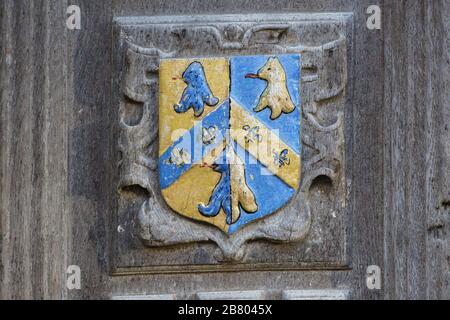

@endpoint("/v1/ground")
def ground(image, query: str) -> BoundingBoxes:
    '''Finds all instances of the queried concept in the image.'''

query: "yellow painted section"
[228,145,259,224]
[161,139,229,233]
[161,164,229,233]
[230,98,301,190]
[159,58,230,156]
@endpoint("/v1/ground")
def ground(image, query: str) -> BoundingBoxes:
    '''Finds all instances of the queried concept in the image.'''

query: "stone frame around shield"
[112,12,353,274]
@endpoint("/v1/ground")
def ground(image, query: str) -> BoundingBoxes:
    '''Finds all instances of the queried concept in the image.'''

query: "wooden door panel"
[1,0,448,300]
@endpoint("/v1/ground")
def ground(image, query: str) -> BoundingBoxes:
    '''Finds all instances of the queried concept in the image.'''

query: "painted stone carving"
[115,13,351,266]
[245,56,296,120]
[159,55,301,233]
[173,61,219,117]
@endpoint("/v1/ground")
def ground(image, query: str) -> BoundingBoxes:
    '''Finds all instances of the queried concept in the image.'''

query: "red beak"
[245,73,259,79]
[200,162,216,169]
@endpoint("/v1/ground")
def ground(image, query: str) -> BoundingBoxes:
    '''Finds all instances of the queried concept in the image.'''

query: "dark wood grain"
[0,0,70,299]
[383,0,449,299]
[0,0,448,299]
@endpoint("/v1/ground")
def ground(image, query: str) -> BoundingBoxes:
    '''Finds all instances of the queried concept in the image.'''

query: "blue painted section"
[159,100,229,189]
[230,55,302,155]
[197,151,233,224]
[228,141,295,234]
[173,61,220,117]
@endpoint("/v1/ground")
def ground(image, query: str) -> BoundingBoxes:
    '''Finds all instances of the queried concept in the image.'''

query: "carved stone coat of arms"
[113,13,351,269]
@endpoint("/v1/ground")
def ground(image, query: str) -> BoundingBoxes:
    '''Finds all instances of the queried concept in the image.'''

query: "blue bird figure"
[198,162,232,223]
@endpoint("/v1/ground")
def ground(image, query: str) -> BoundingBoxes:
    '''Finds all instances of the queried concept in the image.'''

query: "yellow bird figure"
[245,57,296,120]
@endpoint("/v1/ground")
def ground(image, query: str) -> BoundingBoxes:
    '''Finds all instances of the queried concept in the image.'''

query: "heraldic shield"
[159,55,301,234]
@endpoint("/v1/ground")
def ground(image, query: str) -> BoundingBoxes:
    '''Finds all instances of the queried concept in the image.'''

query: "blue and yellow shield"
[159,55,301,234]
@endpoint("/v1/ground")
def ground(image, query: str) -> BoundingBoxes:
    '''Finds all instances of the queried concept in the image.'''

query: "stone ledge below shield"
[282,289,350,300]
[111,293,177,300]
[110,289,350,300]
[196,290,267,300]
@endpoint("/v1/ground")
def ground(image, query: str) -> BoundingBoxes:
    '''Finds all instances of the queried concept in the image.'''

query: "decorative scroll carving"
[115,14,350,262]
[170,24,290,49]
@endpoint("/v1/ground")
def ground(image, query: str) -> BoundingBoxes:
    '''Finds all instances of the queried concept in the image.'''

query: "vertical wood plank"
[425,0,450,300]
[383,0,449,299]
[0,0,69,299]
[0,0,14,299]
